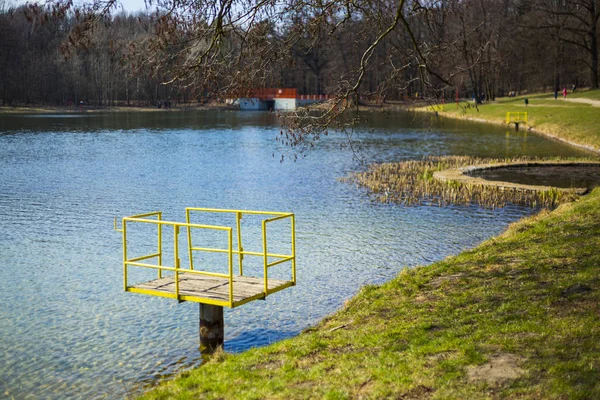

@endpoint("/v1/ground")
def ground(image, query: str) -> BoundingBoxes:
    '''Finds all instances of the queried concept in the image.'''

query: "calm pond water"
[0,110,594,399]
[469,165,600,189]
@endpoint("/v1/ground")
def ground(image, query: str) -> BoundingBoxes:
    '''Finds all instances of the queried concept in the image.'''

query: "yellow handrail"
[262,219,269,294]
[506,112,528,124]
[261,213,296,294]
[236,212,243,276]
[185,207,291,216]
[119,208,296,307]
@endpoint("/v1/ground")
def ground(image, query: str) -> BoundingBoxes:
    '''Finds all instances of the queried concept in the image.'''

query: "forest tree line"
[0,0,599,107]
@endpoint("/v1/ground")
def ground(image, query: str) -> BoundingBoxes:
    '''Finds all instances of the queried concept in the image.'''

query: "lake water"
[469,164,600,189]
[0,110,594,399]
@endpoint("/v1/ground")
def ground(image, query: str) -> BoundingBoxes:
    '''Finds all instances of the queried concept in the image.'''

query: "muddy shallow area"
[467,164,600,190]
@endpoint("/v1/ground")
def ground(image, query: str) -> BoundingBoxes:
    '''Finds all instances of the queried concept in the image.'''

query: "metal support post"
[199,304,224,351]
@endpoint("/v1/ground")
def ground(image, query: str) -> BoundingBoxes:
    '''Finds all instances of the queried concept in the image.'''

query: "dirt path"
[564,97,600,107]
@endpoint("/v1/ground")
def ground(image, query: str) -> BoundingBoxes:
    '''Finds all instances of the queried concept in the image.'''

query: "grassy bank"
[0,105,178,114]
[0,103,235,114]
[427,89,600,153]
[142,188,600,399]
[137,93,600,399]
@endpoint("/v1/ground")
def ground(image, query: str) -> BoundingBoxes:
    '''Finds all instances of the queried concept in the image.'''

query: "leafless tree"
[529,0,600,88]
[1,0,597,147]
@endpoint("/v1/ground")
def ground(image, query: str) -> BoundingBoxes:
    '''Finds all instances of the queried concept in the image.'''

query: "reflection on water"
[469,164,600,189]
[0,110,594,399]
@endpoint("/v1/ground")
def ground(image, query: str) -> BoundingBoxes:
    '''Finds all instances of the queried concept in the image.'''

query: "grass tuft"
[343,156,589,209]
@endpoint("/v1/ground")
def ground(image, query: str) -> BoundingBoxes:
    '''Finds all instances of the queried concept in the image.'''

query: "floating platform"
[129,273,294,308]
[115,208,296,308]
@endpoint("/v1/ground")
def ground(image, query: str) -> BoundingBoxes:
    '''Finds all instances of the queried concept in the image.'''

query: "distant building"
[238,89,329,111]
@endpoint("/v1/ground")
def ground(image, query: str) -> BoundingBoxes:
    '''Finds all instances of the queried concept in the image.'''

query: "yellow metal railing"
[185,208,296,297]
[506,112,528,125]
[115,208,296,308]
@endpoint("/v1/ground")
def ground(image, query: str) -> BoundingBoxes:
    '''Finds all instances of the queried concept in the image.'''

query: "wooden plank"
[129,273,292,305]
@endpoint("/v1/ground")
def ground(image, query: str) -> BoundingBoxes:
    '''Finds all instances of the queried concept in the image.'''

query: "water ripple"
[0,111,592,399]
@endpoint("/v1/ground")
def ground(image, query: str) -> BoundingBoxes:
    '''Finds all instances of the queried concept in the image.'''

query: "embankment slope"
[140,92,600,398]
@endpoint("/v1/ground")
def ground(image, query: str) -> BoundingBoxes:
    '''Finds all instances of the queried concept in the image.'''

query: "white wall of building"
[238,97,298,110]
[273,98,297,110]
[239,98,267,110]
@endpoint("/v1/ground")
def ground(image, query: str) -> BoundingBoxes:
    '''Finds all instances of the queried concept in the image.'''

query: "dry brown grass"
[343,156,585,208]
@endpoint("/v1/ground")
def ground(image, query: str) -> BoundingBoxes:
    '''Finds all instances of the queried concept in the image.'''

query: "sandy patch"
[467,353,526,384]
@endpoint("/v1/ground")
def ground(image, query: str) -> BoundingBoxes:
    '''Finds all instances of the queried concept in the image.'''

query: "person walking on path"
[554,88,558,99]
[563,87,568,99]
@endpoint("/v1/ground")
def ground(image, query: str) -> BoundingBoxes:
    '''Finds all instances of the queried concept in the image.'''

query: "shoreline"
[412,103,600,155]
[0,103,238,114]
[138,99,600,398]
[141,187,600,399]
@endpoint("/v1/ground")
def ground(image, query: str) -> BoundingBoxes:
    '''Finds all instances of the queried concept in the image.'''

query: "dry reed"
[342,156,586,209]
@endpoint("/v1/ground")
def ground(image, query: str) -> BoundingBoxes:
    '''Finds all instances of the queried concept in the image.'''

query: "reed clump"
[343,156,584,209]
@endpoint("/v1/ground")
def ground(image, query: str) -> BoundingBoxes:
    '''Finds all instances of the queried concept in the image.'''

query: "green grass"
[570,88,600,100]
[492,88,600,101]
[140,187,600,399]
[429,92,600,152]
[137,93,600,399]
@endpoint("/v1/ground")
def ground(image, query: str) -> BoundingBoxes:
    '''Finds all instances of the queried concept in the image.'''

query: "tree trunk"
[590,27,599,88]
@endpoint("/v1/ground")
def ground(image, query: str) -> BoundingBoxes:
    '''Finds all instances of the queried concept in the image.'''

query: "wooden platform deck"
[128,273,292,307]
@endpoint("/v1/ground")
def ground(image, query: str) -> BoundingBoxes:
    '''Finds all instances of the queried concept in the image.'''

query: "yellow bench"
[506,112,528,131]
